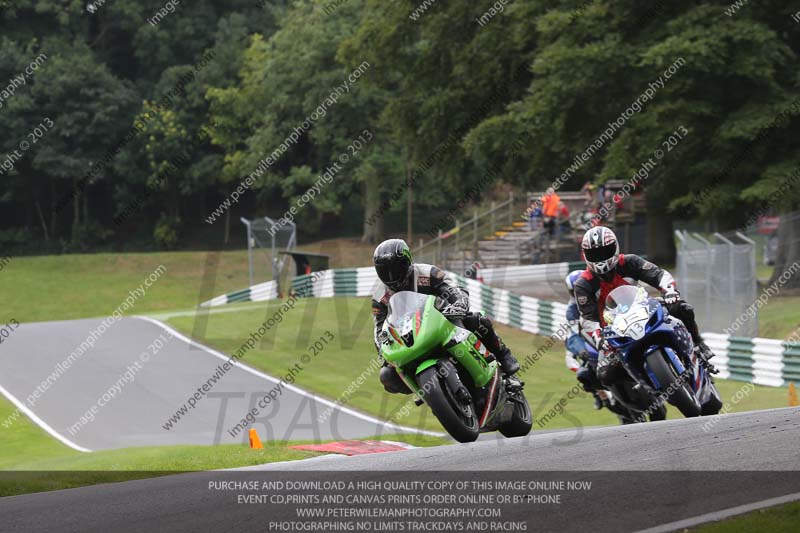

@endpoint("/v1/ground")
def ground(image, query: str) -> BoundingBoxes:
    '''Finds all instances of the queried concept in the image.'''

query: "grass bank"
[163,298,792,434]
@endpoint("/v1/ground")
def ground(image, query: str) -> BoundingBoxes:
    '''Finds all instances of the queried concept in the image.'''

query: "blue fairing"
[605,297,698,392]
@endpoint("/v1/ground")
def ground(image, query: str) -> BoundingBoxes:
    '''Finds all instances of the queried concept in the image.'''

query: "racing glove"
[440,299,468,317]
[663,287,681,305]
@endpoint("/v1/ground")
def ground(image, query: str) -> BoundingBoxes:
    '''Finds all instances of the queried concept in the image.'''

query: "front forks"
[438,359,472,404]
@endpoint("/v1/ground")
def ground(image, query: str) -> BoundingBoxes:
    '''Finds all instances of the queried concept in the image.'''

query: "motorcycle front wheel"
[418,366,480,443]
[646,350,701,418]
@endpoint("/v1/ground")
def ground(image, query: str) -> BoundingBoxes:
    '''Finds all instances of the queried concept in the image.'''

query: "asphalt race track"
[0,317,427,450]
[1,408,798,532]
[241,406,800,472]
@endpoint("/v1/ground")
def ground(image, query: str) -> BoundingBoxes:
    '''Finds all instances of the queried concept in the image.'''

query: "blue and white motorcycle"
[567,330,666,424]
[602,285,722,418]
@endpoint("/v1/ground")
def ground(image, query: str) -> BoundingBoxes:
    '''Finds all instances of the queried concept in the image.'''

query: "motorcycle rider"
[564,270,604,409]
[574,226,715,390]
[372,239,520,394]
[567,268,664,423]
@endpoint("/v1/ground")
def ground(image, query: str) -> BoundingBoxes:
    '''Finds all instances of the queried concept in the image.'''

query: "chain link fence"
[675,230,758,337]
[241,216,297,290]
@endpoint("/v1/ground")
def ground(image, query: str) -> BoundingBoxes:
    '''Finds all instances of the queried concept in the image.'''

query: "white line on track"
[634,491,800,533]
[0,382,92,453]
[147,301,282,320]
[134,316,445,438]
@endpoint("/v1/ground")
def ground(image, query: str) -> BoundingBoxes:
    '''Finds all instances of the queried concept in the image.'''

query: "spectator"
[557,200,570,220]
[603,188,615,223]
[613,191,625,213]
[528,200,543,231]
[556,201,571,238]
[541,190,561,236]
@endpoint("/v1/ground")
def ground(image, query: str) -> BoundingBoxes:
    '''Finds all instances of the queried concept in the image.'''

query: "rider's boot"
[683,315,717,370]
[694,341,719,374]
[495,346,520,375]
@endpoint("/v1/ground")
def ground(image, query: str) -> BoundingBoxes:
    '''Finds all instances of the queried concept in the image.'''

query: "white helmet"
[564,270,583,295]
[581,226,619,275]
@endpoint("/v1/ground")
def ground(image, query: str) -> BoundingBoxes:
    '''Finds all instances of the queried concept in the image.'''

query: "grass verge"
[694,500,800,532]
[0,239,375,324]
[3,248,798,338]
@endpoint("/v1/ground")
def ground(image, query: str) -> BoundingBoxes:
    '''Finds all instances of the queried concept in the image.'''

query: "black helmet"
[373,239,413,291]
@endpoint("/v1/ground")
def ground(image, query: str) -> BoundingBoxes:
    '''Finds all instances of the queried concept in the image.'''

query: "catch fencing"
[675,230,758,337]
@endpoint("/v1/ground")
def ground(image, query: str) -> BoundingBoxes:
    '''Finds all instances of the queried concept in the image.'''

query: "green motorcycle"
[380,291,532,443]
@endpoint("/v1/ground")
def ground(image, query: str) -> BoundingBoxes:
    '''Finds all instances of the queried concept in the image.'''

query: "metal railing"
[414,192,527,271]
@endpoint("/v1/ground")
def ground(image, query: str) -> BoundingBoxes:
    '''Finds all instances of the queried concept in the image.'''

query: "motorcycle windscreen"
[386,291,428,345]
[604,285,647,319]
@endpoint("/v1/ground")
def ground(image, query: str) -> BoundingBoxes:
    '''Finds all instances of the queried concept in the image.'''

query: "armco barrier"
[210,268,800,388]
[703,333,796,387]
[200,280,278,307]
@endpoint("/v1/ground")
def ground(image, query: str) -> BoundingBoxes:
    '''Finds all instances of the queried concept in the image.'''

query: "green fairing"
[381,295,496,389]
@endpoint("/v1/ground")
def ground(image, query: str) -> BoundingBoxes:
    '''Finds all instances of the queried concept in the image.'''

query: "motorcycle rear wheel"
[419,366,480,443]
[646,350,701,417]
[648,403,667,421]
[499,390,533,438]
[701,383,723,416]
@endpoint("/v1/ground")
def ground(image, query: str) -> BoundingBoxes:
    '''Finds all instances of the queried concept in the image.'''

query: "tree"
[208,0,398,242]
[460,1,798,264]
[344,0,538,239]
[30,40,138,248]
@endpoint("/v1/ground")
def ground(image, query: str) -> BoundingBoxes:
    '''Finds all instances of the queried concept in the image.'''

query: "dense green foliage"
[1,0,798,259]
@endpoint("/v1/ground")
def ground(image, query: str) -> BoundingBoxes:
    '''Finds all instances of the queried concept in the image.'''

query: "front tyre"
[418,366,479,443]
[646,349,701,418]
[499,390,533,438]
